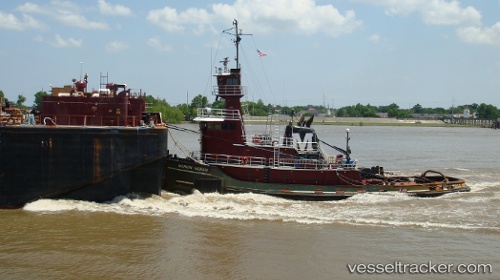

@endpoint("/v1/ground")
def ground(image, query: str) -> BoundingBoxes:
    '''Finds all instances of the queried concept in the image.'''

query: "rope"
[336,169,365,186]
[168,128,205,165]
[203,31,225,98]
[168,124,311,161]
[251,36,275,105]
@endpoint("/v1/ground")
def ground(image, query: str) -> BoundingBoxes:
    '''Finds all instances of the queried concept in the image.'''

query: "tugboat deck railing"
[213,85,247,96]
[195,108,242,121]
[250,135,322,156]
[39,114,141,126]
[200,152,356,170]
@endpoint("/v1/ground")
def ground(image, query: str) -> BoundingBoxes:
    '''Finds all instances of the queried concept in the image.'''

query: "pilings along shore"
[443,117,500,129]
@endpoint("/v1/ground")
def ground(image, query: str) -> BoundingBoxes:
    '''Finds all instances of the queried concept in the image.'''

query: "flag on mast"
[257,49,266,57]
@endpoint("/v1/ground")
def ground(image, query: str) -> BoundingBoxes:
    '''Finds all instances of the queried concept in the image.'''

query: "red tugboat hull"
[165,157,469,200]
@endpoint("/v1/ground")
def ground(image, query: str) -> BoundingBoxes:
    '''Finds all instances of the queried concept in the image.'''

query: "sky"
[1,0,500,109]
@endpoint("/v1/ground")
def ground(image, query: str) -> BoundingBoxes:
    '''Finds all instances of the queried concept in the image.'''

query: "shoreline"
[179,116,494,128]
[243,116,447,127]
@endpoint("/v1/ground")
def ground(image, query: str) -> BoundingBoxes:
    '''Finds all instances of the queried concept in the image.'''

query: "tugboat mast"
[234,19,241,69]
[224,19,251,69]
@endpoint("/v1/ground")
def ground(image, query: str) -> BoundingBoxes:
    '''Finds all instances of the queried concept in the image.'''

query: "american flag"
[257,49,266,57]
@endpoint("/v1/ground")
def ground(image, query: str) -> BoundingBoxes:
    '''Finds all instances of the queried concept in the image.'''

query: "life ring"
[242,157,249,164]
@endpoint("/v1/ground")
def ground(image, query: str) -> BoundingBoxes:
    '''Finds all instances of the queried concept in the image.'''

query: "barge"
[0,74,168,208]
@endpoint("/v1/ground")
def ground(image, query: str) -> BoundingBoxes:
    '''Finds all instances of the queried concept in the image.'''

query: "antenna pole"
[223,19,251,69]
[233,19,241,69]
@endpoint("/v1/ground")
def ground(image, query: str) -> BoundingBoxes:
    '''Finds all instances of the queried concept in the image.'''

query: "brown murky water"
[1,126,498,279]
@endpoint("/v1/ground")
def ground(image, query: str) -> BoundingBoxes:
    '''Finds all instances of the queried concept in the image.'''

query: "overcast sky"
[1,0,500,109]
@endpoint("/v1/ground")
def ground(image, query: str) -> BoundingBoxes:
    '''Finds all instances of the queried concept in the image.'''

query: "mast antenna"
[223,19,252,69]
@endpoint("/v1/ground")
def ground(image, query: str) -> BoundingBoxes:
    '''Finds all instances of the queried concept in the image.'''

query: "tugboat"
[0,73,168,208]
[164,20,469,200]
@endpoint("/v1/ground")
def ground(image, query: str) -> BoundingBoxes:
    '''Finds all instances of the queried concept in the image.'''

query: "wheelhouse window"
[226,78,239,85]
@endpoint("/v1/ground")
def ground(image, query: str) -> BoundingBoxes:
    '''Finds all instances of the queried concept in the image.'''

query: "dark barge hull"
[0,125,168,208]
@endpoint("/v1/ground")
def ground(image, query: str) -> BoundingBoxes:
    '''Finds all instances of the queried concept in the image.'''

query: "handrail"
[196,108,242,121]
[201,152,356,170]
[212,85,247,96]
[253,135,320,154]
[40,114,138,126]
[202,153,267,166]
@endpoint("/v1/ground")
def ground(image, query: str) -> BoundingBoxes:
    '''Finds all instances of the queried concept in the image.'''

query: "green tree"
[242,100,268,116]
[433,107,447,115]
[16,94,26,108]
[412,104,423,114]
[190,94,209,109]
[176,103,191,120]
[254,100,269,116]
[388,108,411,118]
[145,95,184,123]
[211,99,225,110]
[335,103,378,117]
[378,103,399,113]
[335,107,346,117]
[33,91,49,111]
[476,103,500,119]
[190,94,209,117]
[163,106,184,123]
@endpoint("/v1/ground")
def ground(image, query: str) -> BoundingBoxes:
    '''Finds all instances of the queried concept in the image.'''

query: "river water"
[1,124,498,279]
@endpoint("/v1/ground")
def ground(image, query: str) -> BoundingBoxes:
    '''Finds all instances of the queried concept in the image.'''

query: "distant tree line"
[1,89,499,123]
[333,102,500,119]
[166,95,500,123]
[0,90,32,111]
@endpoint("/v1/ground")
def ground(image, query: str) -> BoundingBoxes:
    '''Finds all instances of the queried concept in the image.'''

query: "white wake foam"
[23,189,499,232]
